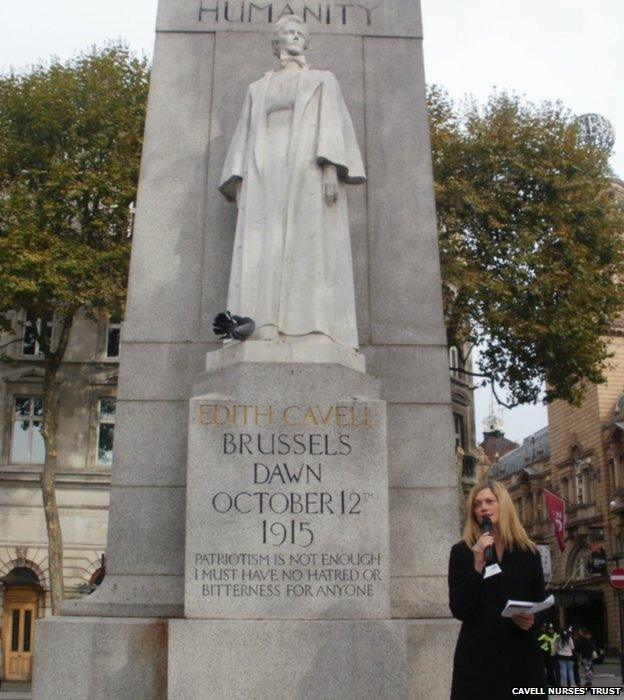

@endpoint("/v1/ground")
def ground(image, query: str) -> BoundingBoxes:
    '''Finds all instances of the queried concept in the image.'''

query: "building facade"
[491,334,624,654]
[0,312,116,682]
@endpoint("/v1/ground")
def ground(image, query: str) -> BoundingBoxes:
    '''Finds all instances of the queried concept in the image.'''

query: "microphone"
[482,516,494,564]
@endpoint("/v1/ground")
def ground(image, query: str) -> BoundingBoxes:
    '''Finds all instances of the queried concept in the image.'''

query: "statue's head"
[271,15,310,58]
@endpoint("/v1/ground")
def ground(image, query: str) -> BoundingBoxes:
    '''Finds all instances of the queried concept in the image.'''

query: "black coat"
[448,541,547,699]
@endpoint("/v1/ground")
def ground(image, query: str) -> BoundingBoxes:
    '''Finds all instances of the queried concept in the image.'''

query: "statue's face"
[275,22,308,55]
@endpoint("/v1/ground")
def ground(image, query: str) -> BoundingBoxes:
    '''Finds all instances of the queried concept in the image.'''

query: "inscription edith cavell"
[185,399,390,619]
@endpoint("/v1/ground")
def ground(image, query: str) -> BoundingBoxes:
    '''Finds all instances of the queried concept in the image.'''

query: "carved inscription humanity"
[157,0,421,38]
[185,400,390,618]
[198,1,379,26]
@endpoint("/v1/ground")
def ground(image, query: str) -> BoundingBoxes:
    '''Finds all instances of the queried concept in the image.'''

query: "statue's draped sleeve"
[219,86,253,202]
[316,72,366,185]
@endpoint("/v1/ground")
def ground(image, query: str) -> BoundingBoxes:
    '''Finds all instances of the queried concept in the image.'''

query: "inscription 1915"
[198,0,379,26]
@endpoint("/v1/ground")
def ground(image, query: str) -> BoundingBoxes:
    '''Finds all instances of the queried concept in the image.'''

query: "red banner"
[543,488,566,552]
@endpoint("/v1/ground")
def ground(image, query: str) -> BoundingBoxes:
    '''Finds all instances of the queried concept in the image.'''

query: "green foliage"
[0,44,150,340]
[429,86,624,406]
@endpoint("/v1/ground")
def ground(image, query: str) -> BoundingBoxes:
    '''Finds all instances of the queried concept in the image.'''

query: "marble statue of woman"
[219,15,366,350]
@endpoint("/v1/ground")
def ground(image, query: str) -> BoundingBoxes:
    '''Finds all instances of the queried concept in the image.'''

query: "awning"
[1,567,41,587]
[553,588,604,606]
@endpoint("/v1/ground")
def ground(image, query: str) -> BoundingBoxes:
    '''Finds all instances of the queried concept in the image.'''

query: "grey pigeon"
[212,311,256,341]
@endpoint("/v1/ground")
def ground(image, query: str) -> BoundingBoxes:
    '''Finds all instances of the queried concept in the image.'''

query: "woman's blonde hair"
[463,479,537,552]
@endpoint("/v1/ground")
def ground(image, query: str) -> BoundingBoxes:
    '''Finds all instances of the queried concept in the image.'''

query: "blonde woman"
[448,480,547,699]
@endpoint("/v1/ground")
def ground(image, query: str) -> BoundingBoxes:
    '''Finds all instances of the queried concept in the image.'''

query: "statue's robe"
[219,67,366,349]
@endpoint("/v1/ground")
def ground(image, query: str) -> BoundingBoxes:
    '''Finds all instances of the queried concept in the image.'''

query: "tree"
[0,45,149,614]
[428,87,624,407]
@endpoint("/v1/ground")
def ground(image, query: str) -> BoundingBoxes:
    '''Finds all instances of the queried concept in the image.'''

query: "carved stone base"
[206,335,366,374]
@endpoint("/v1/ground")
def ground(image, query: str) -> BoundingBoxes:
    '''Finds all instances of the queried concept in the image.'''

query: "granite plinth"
[32,617,167,700]
[407,619,460,699]
[168,619,407,699]
[61,573,183,619]
[34,615,456,699]
[206,336,366,373]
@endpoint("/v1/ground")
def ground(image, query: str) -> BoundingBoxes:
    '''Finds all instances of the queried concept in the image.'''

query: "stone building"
[480,412,519,465]
[490,345,624,652]
[0,312,116,682]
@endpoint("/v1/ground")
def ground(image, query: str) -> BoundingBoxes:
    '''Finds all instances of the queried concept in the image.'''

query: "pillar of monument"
[34,1,460,697]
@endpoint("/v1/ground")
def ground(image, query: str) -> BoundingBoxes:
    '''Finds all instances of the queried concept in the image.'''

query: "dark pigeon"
[212,311,256,341]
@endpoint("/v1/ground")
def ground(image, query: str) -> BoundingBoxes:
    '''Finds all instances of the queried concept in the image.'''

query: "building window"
[583,470,593,504]
[561,478,569,503]
[525,495,533,522]
[575,470,585,504]
[453,413,467,450]
[610,458,617,489]
[449,346,460,379]
[22,315,53,357]
[106,317,121,358]
[97,399,116,466]
[570,548,592,581]
[10,396,45,464]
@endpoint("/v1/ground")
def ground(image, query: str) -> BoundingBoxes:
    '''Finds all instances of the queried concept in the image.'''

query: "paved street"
[0,682,30,700]
[593,658,624,685]
[546,658,623,697]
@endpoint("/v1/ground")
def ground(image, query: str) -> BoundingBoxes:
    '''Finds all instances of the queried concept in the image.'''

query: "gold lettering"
[254,405,274,426]
[319,405,335,426]
[215,404,232,426]
[283,405,302,426]
[198,403,215,425]
[303,406,319,426]
[363,406,372,426]
[349,405,360,427]
[335,405,349,427]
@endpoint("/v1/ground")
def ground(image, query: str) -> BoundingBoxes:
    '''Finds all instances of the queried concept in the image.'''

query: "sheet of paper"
[501,594,555,618]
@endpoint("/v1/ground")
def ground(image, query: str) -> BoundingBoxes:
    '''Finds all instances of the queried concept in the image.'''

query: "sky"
[1,0,622,444]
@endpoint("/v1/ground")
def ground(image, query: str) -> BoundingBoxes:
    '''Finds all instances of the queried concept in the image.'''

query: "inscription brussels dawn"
[185,399,390,619]
[156,0,421,37]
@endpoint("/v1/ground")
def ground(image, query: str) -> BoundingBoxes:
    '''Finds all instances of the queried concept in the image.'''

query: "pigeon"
[212,311,256,341]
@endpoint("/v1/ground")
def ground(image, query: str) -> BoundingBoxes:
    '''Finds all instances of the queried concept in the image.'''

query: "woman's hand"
[471,533,494,573]
[512,613,534,631]
[322,163,338,205]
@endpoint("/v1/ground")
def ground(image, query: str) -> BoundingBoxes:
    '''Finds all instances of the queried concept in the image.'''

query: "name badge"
[484,563,502,579]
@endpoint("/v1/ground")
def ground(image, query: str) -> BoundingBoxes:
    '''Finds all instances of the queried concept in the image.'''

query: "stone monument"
[33,1,459,697]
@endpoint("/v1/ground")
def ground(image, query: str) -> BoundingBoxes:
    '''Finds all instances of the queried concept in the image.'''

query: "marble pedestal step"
[33,616,458,699]
[206,336,366,374]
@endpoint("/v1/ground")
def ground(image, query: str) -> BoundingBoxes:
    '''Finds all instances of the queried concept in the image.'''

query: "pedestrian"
[575,629,595,688]
[572,627,581,686]
[551,625,561,685]
[555,628,576,687]
[538,623,557,685]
